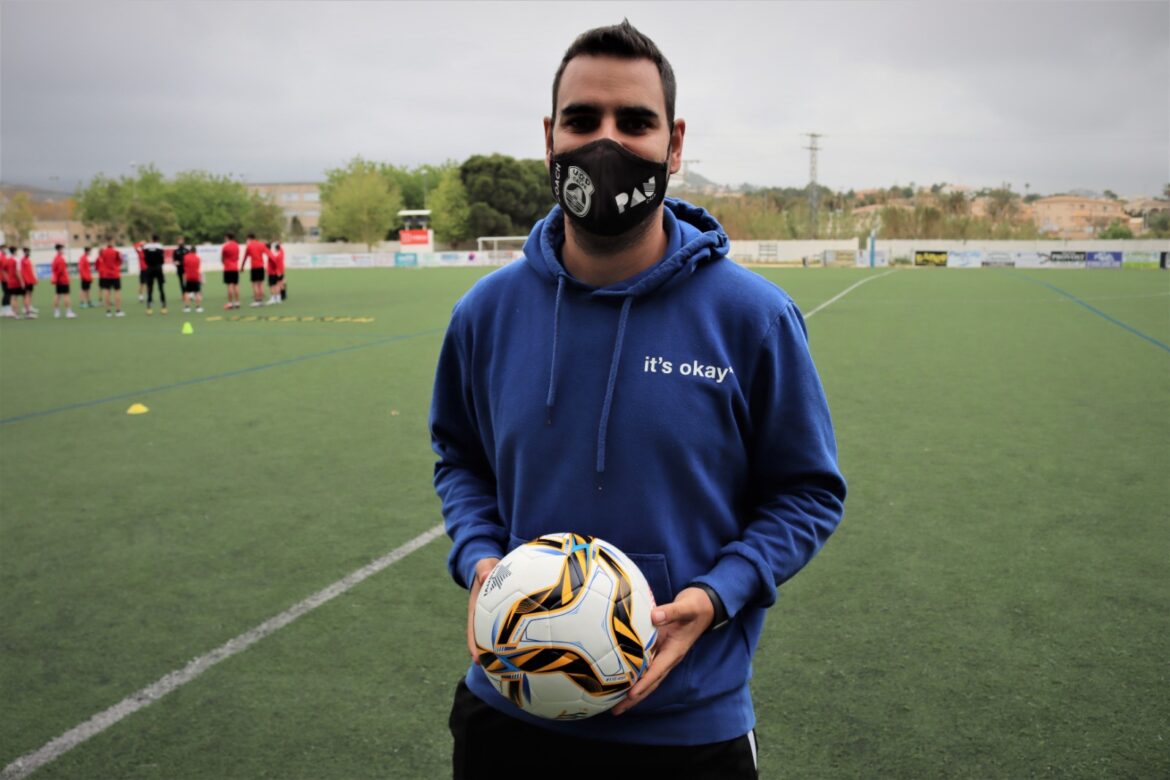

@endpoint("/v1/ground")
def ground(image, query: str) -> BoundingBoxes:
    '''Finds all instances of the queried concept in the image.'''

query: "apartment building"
[1031,195,1127,239]
[245,182,322,239]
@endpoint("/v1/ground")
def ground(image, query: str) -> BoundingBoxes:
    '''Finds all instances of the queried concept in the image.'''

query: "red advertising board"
[399,229,430,245]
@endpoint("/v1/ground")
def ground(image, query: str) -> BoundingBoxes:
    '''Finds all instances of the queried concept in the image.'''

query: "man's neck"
[561,209,668,287]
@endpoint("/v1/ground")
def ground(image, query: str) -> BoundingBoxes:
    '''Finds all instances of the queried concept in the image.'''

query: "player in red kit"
[0,247,12,317]
[182,248,204,313]
[221,232,241,309]
[77,247,95,308]
[50,244,77,319]
[3,247,27,318]
[20,248,39,317]
[241,233,269,307]
[133,240,147,302]
[266,241,285,304]
[98,240,125,317]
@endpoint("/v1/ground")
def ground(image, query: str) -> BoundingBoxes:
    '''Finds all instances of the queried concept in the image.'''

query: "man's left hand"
[611,586,715,716]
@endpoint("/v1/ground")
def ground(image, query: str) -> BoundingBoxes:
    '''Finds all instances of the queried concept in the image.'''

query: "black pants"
[145,266,166,306]
[449,680,758,780]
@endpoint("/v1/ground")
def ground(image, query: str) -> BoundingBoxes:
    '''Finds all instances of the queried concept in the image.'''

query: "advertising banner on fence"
[1012,252,1050,269]
[915,250,947,267]
[394,252,418,267]
[946,250,983,268]
[1049,251,1086,268]
[982,251,1015,268]
[855,250,889,267]
[1085,251,1122,269]
[1123,250,1159,268]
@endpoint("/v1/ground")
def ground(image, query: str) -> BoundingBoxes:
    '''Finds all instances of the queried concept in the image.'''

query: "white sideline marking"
[1,523,447,780]
[803,269,898,319]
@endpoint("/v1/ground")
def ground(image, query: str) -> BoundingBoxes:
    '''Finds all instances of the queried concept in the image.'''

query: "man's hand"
[466,557,501,664]
[611,586,715,716]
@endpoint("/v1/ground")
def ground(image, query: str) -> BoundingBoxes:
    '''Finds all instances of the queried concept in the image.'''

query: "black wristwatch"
[687,582,730,633]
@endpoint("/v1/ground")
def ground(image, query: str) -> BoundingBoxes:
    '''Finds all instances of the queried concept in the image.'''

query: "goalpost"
[476,236,528,263]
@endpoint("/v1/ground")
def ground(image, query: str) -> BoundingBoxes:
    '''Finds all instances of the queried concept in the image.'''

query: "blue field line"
[0,326,445,426]
[1020,275,1170,354]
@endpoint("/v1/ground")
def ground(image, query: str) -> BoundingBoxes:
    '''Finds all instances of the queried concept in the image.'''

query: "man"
[266,241,285,304]
[142,235,167,314]
[0,246,12,317]
[173,236,190,296]
[19,248,38,317]
[133,240,147,302]
[240,233,269,307]
[97,240,125,317]
[431,21,846,780]
[2,246,27,318]
[50,244,77,318]
[221,232,241,310]
[77,246,95,308]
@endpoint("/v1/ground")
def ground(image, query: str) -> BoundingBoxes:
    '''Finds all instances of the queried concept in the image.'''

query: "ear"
[543,116,554,170]
[668,118,686,174]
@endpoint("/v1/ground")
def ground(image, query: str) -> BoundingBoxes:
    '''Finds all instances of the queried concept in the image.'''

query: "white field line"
[803,269,898,319]
[1,523,447,780]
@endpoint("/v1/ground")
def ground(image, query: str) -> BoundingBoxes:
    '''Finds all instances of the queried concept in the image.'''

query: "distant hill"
[0,182,73,203]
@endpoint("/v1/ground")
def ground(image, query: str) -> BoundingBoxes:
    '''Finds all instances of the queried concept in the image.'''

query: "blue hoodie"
[431,198,846,746]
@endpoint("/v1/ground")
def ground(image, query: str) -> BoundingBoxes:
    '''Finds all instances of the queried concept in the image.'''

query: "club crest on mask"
[564,166,595,218]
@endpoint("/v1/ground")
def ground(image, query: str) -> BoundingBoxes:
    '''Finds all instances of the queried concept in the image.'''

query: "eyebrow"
[559,103,661,122]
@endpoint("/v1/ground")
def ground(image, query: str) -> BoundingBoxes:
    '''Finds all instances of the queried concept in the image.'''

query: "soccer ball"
[473,532,658,720]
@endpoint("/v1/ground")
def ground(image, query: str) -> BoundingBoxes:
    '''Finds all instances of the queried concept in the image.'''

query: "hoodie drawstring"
[545,275,566,424]
[596,296,633,475]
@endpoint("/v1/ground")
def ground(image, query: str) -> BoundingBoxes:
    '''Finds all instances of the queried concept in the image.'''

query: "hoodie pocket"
[623,551,699,712]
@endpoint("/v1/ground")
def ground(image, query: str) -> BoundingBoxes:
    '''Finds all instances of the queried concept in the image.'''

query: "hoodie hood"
[521,198,731,480]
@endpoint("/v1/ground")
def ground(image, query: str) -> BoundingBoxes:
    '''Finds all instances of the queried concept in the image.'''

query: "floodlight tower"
[804,133,822,238]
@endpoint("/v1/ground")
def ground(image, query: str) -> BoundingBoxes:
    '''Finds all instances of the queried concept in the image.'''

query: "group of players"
[0,233,287,320]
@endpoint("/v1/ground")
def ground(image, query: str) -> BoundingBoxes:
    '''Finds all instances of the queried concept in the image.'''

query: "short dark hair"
[55,243,64,250]
[551,20,676,126]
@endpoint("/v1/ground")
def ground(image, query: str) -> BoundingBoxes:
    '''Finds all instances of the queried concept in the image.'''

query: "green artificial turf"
[1,266,1166,778]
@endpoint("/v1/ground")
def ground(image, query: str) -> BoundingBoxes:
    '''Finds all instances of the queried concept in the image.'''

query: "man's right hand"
[467,557,501,664]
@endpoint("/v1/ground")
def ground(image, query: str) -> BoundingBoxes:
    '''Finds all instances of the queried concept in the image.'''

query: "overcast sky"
[2,1,1167,197]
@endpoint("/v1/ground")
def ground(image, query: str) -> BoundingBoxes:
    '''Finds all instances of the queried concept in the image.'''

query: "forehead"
[556,54,665,115]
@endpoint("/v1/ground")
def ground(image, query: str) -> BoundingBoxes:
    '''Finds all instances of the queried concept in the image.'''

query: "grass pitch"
[1,266,1167,779]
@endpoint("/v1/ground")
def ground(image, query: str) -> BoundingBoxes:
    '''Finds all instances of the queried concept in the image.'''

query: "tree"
[1145,210,1170,238]
[288,215,306,242]
[242,195,285,241]
[76,174,132,241]
[319,158,402,249]
[167,171,254,242]
[428,166,471,244]
[985,188,1020,224]
[125,199,181,241]
[381,162,454,210]
[461,154,552,237]
[77,166,258,243]
[0,192,36,245]
[1103,189,1119,201]
[1098,220,1133,239]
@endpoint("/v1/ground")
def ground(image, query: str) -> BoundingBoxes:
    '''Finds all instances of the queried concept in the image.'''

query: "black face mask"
[549,138,670,237]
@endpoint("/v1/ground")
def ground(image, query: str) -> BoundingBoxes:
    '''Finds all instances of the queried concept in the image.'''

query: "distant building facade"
[1031,195,1128,239]
[245,182,322,239]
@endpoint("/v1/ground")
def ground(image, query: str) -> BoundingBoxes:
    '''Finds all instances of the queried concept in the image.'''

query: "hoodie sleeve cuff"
[457,538,506,591]
[692,548,776,621]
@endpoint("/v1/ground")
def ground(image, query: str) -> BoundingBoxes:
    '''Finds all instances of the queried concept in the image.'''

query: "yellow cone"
[182,322,194,335]
[127,403,149,415]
